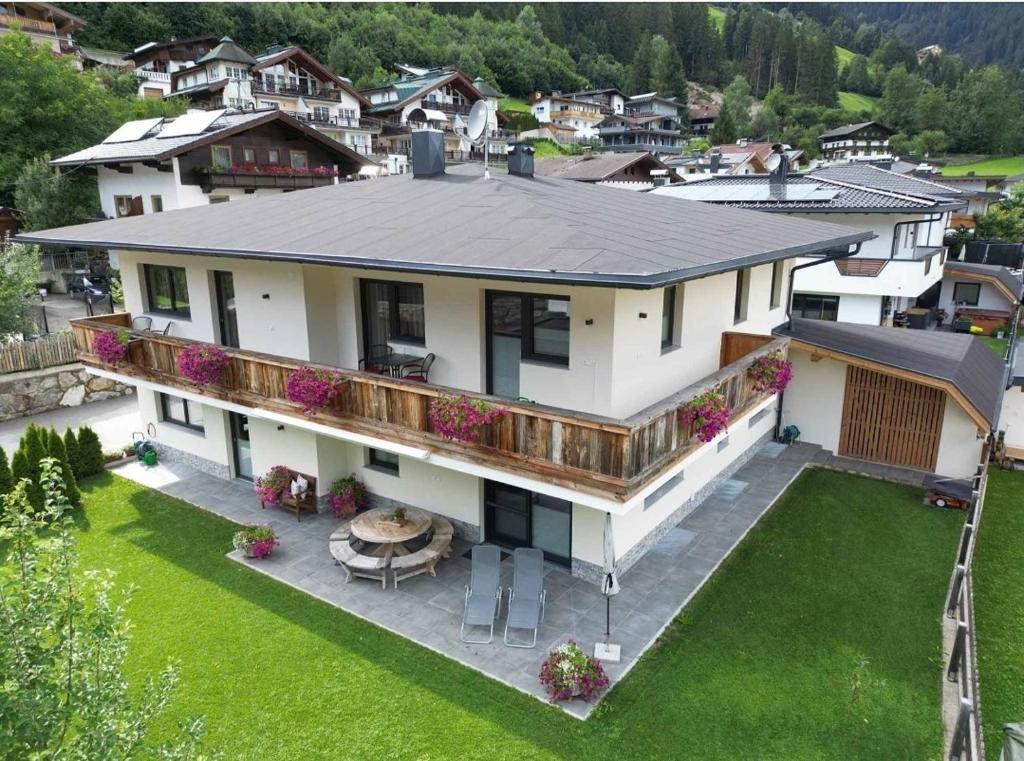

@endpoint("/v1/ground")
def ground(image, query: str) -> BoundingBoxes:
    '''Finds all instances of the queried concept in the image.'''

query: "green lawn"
[941,156,1024,177]
[708,6,726,33]
[974,469,1024,760]
[63,469,961,760]
[839,90,879,115]
[498,96,532,113]
[836,45,856,70]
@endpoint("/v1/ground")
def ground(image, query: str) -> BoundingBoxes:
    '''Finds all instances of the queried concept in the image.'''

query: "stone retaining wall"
[0,363,134,422]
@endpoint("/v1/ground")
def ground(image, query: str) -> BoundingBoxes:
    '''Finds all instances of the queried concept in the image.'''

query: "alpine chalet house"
[598,92,684,155]
[360,65,502,160]
[530,91,613,142]
[125,36,219,99]
[653,156,968,325]
[818,121,896,165]
[535,152,678,190]
[0,1,84,56]
[20,132,877,581]
[50,109,374,217]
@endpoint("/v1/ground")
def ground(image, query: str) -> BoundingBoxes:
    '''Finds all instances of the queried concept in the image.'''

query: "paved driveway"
[0,394,141,453]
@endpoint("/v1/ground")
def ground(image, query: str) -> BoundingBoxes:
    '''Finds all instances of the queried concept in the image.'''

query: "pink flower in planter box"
[678,389,730,443]
[428,394,508,443]
[749,352,793,394]
[177,343,231,386]
[92,329,131,364]
[285,367,343,415]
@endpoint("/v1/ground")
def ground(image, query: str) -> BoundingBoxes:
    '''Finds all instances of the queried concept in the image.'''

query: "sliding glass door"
[484,481,571,565]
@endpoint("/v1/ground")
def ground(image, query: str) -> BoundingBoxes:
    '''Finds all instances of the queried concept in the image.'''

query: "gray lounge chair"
[461,544,502,644]
[504,548,546,648]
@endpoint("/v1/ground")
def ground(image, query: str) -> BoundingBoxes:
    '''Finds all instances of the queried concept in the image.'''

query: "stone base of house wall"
[156,443,232,480]
[365,491,481,542]
[571,430,772,584]
[0,363,134,422]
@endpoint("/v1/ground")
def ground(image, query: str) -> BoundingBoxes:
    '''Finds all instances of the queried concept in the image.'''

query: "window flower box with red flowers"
[285,367,344,415]
[678,389,730,443]
[748,352,793,395]
[428,394,508,443]
[177,343,231,387]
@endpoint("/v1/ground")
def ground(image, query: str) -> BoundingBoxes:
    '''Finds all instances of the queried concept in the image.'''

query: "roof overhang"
[253,47,371,108]
[785,338,991,431]
[943,265,1022,304]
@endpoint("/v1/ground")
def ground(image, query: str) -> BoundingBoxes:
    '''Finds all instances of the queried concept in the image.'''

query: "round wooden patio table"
[349,506,432,557]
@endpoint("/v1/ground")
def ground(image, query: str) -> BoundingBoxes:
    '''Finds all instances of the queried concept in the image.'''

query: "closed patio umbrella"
[1002,723,1024,761]
[595,511,621,662]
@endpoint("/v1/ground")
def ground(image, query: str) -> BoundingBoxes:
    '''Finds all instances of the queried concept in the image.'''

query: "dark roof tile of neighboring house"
[818,121,895,139]
[17,164,872,289]
[472,77,504,99]
[196,37,257,66]
[49,110,374,168]
[943,260,1024,303]
[809,164,968,202]
[364,70,483,115]
[776,318,1005,427]
[650,174,961,213]
[534,152,671,182]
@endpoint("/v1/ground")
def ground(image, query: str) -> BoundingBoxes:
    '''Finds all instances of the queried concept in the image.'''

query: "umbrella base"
[594,642,621,663]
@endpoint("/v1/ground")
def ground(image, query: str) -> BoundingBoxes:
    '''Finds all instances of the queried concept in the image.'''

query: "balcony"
[0,14,56,34]
[70,314,787,501]
[422,101,472,116]
[281,110,382,133]
[139,69,172,83]
[197,169,336,191]
[252,80,342,102]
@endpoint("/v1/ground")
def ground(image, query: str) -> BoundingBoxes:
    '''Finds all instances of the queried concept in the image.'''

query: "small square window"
[290,150,308,169]
[211,145,231,168]
[242,147,256,163]
[717,437,730,452]
[267,148,280,164]
[150,195,163,213]
[368,448,399,474]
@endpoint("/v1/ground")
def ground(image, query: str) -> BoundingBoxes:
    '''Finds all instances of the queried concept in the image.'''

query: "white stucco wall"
[97,166,182,218]
[1001,387,1024,458]
[136,387,232,469]
[780,350,846,452]
[938,276,1013,313]
[935,399,985,478]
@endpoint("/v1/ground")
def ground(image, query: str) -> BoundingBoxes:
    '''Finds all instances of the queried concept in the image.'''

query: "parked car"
[67,274,111,299]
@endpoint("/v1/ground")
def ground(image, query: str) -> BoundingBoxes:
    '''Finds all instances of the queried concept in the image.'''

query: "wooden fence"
[0,332,79,374]
[945,451,990,761]
[70,313,787,500]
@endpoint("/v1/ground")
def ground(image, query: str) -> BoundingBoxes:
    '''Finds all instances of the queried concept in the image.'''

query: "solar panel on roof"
[101,117,165,144]
[158,109,227,138]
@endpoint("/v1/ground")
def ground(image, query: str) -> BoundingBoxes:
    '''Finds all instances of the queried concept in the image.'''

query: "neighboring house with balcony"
[0,1,83,56]
[26,132,950,582]
[598,92,684,155]
[689,103,718,135]
[125,36,218,98]
[360,65,501,157]
[937,260,1023,335]
[530,92,609,142]
[818,121,895,164]
[653,159,968,325]
[49,108,374,218]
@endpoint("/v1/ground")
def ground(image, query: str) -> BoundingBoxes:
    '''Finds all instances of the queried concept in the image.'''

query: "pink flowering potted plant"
[328,474,368,518]
[428,394,508,443]
[255,465,292,507]
[678,389,730,443]
[233,524,279,559]
[177,343,232,386]
[285,367,343,415]
[748,352,793,394]
[538,641,609,702]
[92,329,135,365]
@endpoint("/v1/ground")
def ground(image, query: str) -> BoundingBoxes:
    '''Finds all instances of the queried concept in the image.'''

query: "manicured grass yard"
[65,468,961,760]
[839,90,879,115]
[941,156,1024,177]
[973,469,1024,760]
[498,96,532,113]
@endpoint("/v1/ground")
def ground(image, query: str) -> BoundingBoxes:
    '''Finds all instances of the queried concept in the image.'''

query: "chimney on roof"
[709,149,721,174]
[650,169,669,188]
[691,149,700,159]
[411,128,445,178]
[769,143,788,189]
[506,142,535,178]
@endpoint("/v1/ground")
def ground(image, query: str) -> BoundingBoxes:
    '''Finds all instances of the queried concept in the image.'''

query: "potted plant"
[678,389,730,443]
[255,465,292,506]
[233,524,279,559]
[328,474,368,518]
[994,323,1008,340]
[92,329,134,365]
[538,641,609,703]
[177,343,231,386]
[428,394,508,443]
[748,352,793,394]
[285,367,344,415]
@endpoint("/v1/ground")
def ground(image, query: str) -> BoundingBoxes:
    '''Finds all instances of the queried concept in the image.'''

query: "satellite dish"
[765,153,782,172]
[466,100,488,143]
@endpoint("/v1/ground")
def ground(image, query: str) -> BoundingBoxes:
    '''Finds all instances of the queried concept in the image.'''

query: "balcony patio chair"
[461,544,503,644]
[131,316,153,331]
[360,344,394,374]
[402,353,435,382]
[503,548,546,649]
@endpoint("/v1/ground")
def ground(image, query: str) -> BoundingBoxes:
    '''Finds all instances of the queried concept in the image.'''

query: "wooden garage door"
[838,366,945,471]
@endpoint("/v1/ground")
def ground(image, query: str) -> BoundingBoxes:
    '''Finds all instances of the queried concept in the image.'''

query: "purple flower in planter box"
[285,367,343,415]
[255,465,291,506]
[92,329,132,364]
[177,343,231,386]
[749,352,793,395]
[678,389,730,443]
[328,475,368,518]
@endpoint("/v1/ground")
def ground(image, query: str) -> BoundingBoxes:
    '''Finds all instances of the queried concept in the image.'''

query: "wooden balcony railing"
[70,314,786,500]
[0,14,57,34]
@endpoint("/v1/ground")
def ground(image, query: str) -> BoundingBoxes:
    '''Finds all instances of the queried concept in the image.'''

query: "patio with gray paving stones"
[112,440,821,718]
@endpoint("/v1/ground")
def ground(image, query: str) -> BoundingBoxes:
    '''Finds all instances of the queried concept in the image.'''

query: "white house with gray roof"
[51,108,374,218]
[653,161,969,325]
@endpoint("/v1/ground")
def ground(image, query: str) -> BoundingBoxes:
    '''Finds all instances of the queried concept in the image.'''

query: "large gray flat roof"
[777,318,1005,426]
[16,164,872,289]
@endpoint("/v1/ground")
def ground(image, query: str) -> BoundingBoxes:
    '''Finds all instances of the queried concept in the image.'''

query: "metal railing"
[945,453,990,761]
[39,250,89,273]
[252,80,342,101]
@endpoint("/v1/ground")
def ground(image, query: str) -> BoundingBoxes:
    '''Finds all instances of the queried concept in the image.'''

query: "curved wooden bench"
[392,533,452,588]
[430,515,454,557]
[330,536,390,589]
